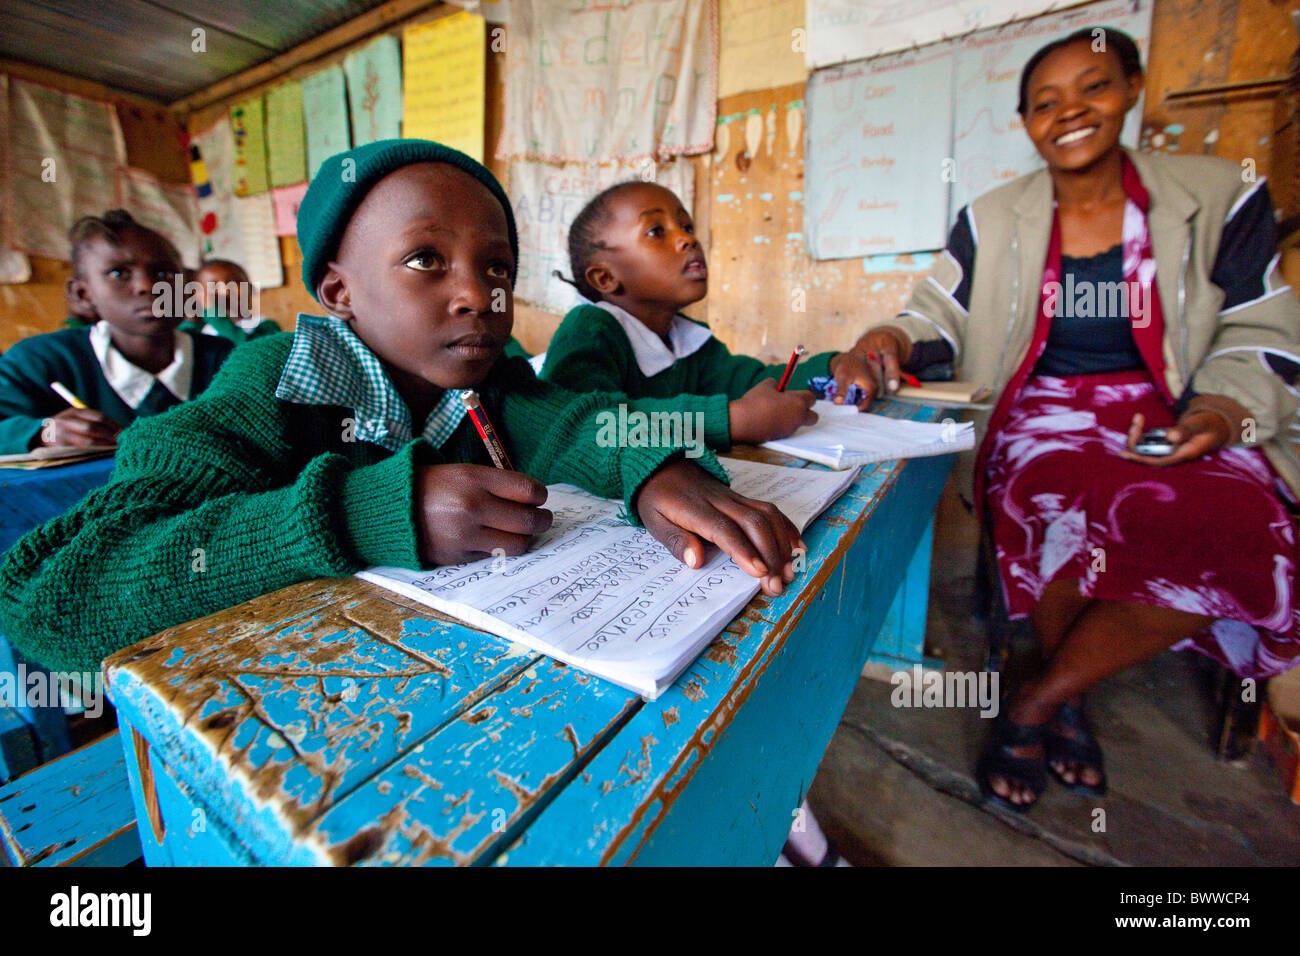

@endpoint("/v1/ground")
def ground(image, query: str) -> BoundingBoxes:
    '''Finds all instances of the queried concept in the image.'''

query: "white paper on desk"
[359,458,858,700]
[761,401,975,470]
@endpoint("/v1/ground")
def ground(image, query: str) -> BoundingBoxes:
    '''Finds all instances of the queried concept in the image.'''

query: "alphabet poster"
[509,159,695,313]
[805,44,955,259]
[496,0,718,163]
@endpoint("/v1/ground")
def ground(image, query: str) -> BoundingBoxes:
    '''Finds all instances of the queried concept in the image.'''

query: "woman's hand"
[635,459,803,596]
[847,326,913,402]
[728,379,818,444]
[414,464,553,566]
[1119,401,1244,467]
[38,408,122,448]
[827,351,878,409]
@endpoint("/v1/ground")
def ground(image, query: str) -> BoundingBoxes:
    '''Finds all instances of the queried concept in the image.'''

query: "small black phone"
[1134,428,1177,456]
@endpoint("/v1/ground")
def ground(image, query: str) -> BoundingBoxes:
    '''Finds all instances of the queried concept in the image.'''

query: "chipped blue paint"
[789,191,803,200]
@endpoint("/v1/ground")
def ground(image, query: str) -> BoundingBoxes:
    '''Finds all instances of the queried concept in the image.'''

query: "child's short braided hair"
[553,180,645,302]
[68,209,182,276]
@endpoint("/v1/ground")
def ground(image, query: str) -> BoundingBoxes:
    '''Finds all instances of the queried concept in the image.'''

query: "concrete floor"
[809,477,1300,866]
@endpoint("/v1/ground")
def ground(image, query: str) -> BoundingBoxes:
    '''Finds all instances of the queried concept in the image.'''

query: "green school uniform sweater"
[178,309,281,345]
[0,332,729,673]
[539,304,836,448]
[0,327,234,454]
[503,336,531,360]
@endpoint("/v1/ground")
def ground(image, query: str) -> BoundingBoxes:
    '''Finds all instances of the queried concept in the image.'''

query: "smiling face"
[1021,38,1142,173]
[586,183,707,312]
[70,228,183,335]
[318,163,515,402]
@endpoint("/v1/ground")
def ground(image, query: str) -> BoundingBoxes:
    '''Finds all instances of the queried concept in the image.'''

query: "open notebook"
[0,446,115,470]
[359,457,858,699]
[760,401,975,470]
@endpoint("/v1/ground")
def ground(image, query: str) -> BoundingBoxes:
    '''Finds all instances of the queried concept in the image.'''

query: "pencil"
[50,381,88,409]
[865,353,921,389]
[776,345,806,392]
[461,390,514,471]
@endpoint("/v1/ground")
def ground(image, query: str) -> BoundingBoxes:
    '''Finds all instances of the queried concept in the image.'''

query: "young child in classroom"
[539,182,880,448]
[0,140,806,676]
[0,210,234,454]
[179,258,281,344]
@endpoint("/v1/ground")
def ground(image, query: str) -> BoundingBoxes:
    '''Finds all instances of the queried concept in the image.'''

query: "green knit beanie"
[296,138,518,300]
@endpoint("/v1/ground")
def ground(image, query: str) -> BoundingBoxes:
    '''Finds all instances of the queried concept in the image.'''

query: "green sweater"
[539,305,835,448]
[0,332,728,674]
[0,327,234,454]
[178,310,281,345]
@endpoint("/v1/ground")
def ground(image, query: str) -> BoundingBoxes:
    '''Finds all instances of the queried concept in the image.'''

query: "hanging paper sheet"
[806,0,1064,69]
[6,78,126,260]
[0,75,32,283]
[265,81,307,188]
[230,96,269,196]
[191,116,244,264]
[402,11,487,160]
[302,66,352,177]
[235,192,283,290]
[805,44,955,259]
[345,34,403,146]
[496,0,718,164]
[509,159,695,313]
[271,182,309,237]
[115,166,200,267]
[949,0,1152,220]
[718,0,805,98]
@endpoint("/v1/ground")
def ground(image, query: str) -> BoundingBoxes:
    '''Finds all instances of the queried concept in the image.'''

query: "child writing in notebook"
[0,210,233,454]
[539,182,879,447]
[0,140,804,676]
[179,258,281,344]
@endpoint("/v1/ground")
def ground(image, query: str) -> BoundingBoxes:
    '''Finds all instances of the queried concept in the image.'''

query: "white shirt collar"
[89,323,193,409]
[591,300,714,378]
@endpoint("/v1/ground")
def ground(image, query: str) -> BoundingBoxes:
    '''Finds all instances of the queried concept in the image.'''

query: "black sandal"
[1045,701,1107,797]
[977,715,1048,813]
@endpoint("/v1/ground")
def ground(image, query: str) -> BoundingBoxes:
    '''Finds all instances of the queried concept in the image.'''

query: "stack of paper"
[893,380,991,406]
[359,458,859,699]
[761,401,975,470]
[0,446,115,470]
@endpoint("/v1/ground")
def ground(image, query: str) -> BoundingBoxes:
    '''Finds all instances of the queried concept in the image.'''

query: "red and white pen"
[461,390,514,471]
[776,345,806,392]
[866,352,921,389]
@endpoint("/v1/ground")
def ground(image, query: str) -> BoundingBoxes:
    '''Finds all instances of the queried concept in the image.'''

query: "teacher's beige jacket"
[877,148,1300,503]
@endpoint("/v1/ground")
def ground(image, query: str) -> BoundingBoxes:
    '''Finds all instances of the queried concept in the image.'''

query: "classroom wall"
[1,0,1297,358]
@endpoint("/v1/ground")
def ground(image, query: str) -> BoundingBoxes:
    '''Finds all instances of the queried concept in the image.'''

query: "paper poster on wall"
[345,34,403,146]
[271,182,309,237]
[115,166,200,267]
[949,0,1152,219]
[805,44,955,260]
[496,0,718,164]
[509,159,696,313]
[265,81,307,188]
[6,78,126,260]
[230,96,269,196]
[806,0,1074,69]
[719,0,805,98]
[302,66,352,176]
[402,11,487,160]
[0,76,33,283]
[191,117,244,265]
[235,192,284,290]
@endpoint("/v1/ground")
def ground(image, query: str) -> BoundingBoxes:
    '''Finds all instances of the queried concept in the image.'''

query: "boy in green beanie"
[0,139,804,675]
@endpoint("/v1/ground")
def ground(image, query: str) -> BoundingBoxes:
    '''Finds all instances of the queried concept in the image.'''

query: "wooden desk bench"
[104,404,952,866]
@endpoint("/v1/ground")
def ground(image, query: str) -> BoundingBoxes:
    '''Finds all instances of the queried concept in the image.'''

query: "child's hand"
[728,379,818,444]
[414,464,553,566]
[635,459,802,596]
[39,408,121,448]
[827,352,878,409]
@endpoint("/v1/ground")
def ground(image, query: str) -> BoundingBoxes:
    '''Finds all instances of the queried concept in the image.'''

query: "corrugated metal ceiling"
[0,0,395,102]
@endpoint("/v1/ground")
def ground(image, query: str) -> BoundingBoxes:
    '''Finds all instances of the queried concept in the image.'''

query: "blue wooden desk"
[104,404,952,866]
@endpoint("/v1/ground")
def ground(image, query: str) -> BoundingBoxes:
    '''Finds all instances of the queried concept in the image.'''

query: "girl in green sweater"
[0,141,806,675]
[540,182,879,448]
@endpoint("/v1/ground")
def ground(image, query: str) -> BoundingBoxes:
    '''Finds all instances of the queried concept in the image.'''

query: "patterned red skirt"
[985,370,1300,679]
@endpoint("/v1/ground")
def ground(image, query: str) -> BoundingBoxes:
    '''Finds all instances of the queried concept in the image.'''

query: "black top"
[1032,243,1146,377]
